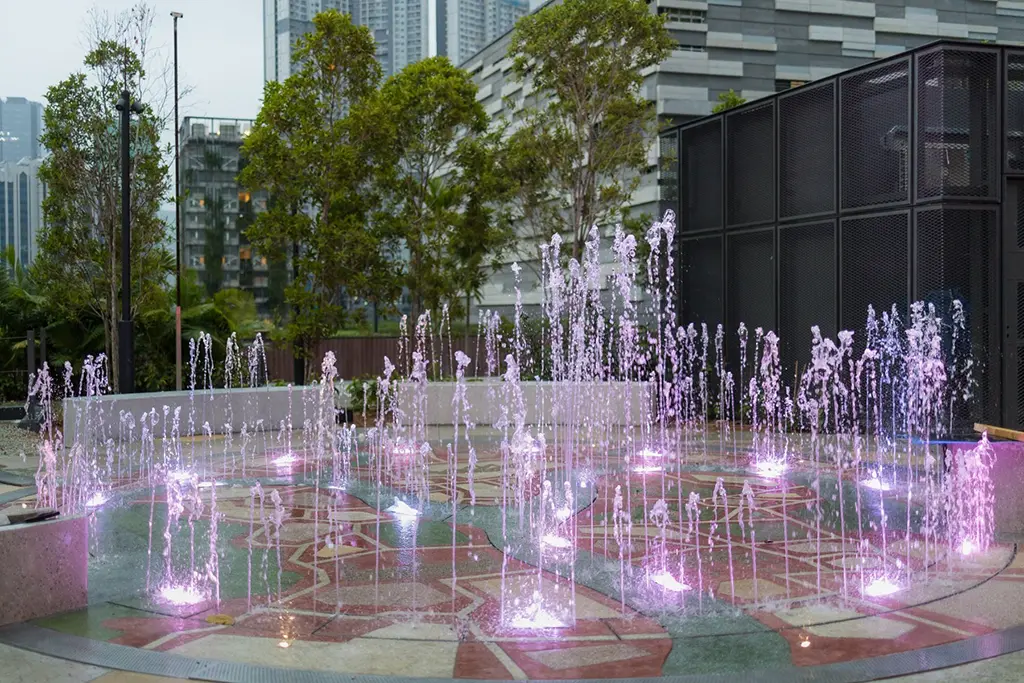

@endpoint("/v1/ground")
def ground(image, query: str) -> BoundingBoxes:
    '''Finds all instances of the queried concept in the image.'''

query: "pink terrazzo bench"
[0,515,88,626]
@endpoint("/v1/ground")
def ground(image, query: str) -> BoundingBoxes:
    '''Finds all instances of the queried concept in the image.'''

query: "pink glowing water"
[753,460,787,478]
[861,477,891,492]
[385,499,421,517]
[85,492,108,508]
[273,454,298,467]
[633,464,664,474]
[864,577,900,597]
[541,533,572,549]
[158,584,206,605]
[650,571,691,592]
[638,448,666,459]
[960,538,978,556]
[509,609,567,629]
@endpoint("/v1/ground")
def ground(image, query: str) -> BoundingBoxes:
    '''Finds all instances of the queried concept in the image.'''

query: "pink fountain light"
[541,533,572,549]
[158,584,206,605]
[273,453,298,467]
[650,570,692,592]
[753,460,787,478]
[959,538,978,556]
[863,577,901,597]
[861,476,892,492]
[85,492,108,508]
[386,499,421,517]
[633,464,664,474]
[638,448,666,460]
[509,608,567,629]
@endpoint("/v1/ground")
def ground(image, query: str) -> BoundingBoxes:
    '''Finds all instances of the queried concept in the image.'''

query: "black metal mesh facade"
[727,230,775,336]
[840,58,910,210]
[666,42,1010,427]
[679,120,722,233]
[916,48,998,200]
[780,221,836,375]
[915,206,997,422]
[680,235,723,326]
[779,83,836,219]
[727,103,774,227]
[1007,52,1024,172]
[840,212,909,331]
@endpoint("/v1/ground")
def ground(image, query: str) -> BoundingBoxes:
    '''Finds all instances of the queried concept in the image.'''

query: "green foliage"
[32,7,171,391]
[240,10,401,373]
[347,373,379,412]
[368,56,514,320]
[712,89,746,113]
[503,0,673,259]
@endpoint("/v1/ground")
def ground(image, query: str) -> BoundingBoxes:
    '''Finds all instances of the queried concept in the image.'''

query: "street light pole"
[116,91,144,394]
[172,10,183,392]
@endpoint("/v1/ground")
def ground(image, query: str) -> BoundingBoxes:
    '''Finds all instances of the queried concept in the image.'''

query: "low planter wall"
[62,380,653,442]
[0,515,88,626]
[391,380,652,427]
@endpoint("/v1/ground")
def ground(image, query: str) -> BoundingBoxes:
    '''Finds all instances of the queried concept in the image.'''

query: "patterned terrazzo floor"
[2,429,1022,680]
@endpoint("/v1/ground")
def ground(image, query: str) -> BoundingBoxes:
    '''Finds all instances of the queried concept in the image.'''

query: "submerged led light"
[86,492,108,508]
[753,460,787,478]
[158,585,205,605]
[386,499,421,517]
[863,577,901,597]
[650,570,691,592]
[861,477,891,492]
[541,533,572,549]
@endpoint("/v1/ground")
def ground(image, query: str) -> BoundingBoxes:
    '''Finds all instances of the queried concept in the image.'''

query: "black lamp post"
[116,90,144,394]
[172,10,183,392]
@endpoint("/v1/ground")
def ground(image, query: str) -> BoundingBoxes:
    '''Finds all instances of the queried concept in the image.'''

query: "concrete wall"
[61,380,653,442]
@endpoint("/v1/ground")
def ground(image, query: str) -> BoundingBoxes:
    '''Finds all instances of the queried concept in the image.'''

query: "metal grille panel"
[679,120,722,232]
[727,103,774,227]
[780,221,836,376]
[841,58,910,210]
[916,206,996,424]
[1007,52,1024,172]
[840,212,909,330]
[680,235,723,326]
[916,48,998,200]
[727,230,776,337]
[779,83,836,219]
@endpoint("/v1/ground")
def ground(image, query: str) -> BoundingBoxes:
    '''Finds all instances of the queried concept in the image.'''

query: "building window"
[18,173,28,266]
[775,79,807,92]
[675,43,706,53]
[658,8,707,24]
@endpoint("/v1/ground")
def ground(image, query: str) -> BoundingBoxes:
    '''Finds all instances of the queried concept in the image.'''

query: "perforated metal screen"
[727,229,776,337]
[840,212,909,330]
[1007,52,1024,172]
[680,234,723,326]
[780,221,836,376]
[727,103,775,227]
[916,48,998,200]
[840,58,910,210]
[679,120,722,233]
[779,83,836,219]
[915,206,997,424]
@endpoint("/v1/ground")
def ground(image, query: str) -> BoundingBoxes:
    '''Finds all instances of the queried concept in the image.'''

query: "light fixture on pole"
[172,10,184,392]
[115,91,145,394]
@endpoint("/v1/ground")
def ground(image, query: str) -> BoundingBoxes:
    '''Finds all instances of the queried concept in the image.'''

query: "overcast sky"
[0,0,265,124]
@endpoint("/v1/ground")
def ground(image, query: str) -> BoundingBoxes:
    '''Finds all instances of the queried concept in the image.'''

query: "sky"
[0,0,265,130]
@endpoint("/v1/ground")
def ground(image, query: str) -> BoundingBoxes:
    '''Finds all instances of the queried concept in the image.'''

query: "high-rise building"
[263,0,526,81]
[179,117,276,316]
[445,0,528,66]
[0,158,45,267]
[0,97,44,162]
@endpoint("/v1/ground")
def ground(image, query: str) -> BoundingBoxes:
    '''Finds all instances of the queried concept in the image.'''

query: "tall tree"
[33,4,173,391]
[369,56,512,320]
[503,0,673,260]
[241,10,401,375]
